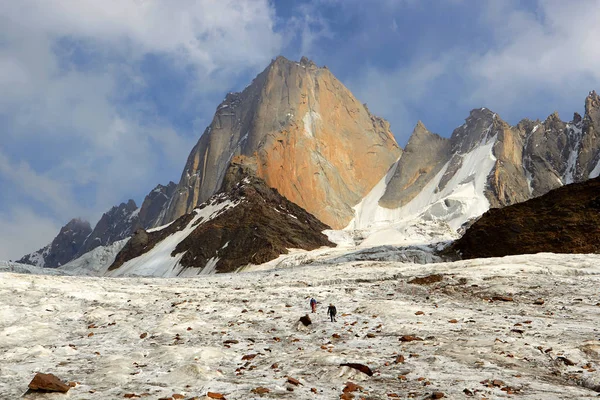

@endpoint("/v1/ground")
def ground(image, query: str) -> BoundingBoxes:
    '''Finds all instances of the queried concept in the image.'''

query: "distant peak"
[299,55,317,67]
[406,120,445,149]
[271,55,319,69]
[469,107,496,118]
[66,218,91,229]
[586,90,600,113]
[413,120,429,134]
[545,111,561,122]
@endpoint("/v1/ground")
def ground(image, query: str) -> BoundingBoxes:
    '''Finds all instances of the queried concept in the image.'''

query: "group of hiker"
[310,297,337,322]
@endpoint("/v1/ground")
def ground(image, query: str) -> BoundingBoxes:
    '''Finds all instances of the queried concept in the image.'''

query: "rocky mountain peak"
[299,55,318,68]
[64,217,92,231]
[158,55,400,229]
[77,200,140,257]
[412,120,429,135]
[17,217,92,268]
[585,90,600,121]
[405,121,444,148]
[545,110,562,122]
[379,122,450,209]
[138,182,177,229]
[450,107,503,154]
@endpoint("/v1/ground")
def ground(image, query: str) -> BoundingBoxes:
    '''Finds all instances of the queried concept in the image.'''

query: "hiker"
[327,303,337,322]
[310,298,317,313]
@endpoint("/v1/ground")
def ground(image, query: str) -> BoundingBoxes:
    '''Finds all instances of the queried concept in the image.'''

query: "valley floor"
[2,253,600,399]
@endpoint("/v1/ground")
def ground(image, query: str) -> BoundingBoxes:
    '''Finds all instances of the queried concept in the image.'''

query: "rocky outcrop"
[379,121,449,208]
[77,199,140,257]
[17,218,92,268]
[108,165,334,277]
[448,177,600,259]
[158,56,401,229]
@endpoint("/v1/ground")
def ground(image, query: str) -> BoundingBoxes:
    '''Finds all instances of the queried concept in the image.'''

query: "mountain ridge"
[16,56,600,272]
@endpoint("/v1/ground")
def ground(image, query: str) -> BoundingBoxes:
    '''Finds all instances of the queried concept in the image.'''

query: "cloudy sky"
[2,0,600,261]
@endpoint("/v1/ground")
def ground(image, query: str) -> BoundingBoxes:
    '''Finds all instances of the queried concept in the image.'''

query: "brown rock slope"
[449,177,600,259]
[159,56,400,229]
[108,166,334,276]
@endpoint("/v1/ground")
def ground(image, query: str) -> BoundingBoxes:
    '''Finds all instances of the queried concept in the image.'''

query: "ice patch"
[563,123,583,184]
[303,111,321,137]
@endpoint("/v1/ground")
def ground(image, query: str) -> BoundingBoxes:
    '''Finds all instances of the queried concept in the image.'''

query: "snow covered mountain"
[18,182,177,268]
[106,164,333,277]
[17,218,92,268]
[349,91,600,240]
[17,200,139,268]
[16,52,600,273]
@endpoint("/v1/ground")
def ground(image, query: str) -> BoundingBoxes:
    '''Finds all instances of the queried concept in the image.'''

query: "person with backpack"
[310,298,317,313]
[327,303,337,322]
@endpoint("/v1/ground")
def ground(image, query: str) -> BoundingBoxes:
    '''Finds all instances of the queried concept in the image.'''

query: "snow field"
[3,253,600,398]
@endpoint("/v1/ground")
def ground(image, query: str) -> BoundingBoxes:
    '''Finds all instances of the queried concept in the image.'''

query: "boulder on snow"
[339,363,373,376]
[299,314,312,326]
[408,274,443,285]
[28,372,70,393]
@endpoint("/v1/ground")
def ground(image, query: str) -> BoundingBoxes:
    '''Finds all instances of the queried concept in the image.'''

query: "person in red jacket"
[310,298,317,313]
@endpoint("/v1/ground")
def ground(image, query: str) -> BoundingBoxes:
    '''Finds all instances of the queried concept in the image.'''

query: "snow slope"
[58,239,128,276]
[343,136,496,247]
[3,253,600,399]
[106,199,238,277]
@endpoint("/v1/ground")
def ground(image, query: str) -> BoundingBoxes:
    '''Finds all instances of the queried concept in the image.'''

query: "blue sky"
[2,0,600,261]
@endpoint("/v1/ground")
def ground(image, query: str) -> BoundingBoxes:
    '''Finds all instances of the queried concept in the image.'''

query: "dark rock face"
[108,215,195,273]
[17,218,92,268]
[77,199,141,257]
[138,182,176,229]
[174,177,333,273]
[108,167,334,276]
[449,177,600,259]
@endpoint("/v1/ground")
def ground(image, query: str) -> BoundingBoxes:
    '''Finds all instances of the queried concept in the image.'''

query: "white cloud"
[347,0,600,142]
[469,0,600,110]
[0,151,83,220]
[0,0,283,259]
[349,53,462,143]
[0,207,61,261]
